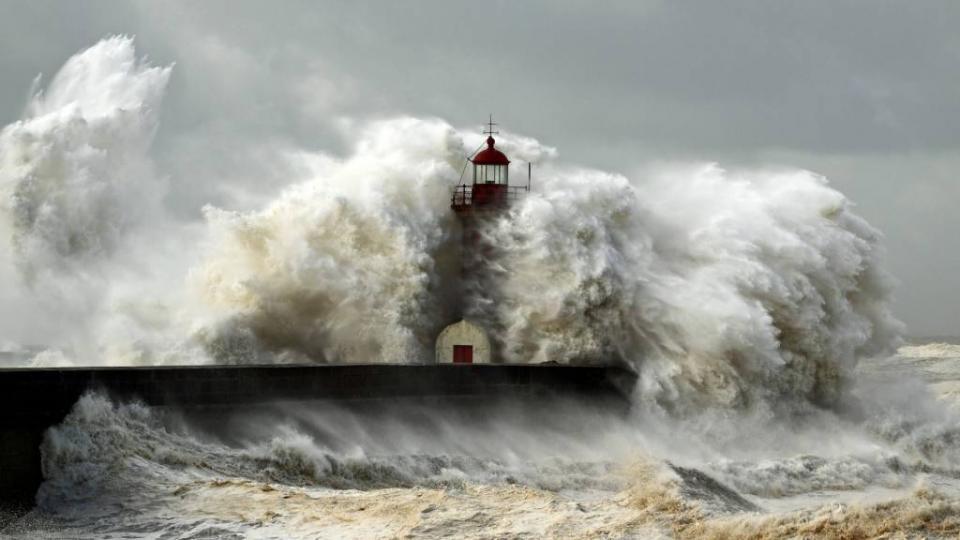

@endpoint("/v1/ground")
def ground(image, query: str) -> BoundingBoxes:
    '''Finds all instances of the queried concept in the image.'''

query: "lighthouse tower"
[436,117,529,365]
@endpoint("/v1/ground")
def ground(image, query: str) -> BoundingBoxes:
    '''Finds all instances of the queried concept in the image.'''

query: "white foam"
[899,343,960,359]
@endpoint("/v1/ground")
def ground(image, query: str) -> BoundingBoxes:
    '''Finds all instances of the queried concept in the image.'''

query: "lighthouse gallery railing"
[451,184,529,209]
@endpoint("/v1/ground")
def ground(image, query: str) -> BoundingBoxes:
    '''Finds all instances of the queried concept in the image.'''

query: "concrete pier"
[0,363,636,507]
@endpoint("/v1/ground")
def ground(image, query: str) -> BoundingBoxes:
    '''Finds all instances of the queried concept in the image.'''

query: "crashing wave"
[0,37,902,416]
[0,35,169,279]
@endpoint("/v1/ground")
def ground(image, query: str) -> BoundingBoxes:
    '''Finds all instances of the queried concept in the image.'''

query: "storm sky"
[1,1,958,336]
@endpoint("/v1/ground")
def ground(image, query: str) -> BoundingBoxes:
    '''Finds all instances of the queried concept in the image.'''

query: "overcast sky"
[1,1,958,336]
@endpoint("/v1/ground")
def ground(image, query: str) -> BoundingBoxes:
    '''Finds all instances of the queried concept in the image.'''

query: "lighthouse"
[436,116,529,364]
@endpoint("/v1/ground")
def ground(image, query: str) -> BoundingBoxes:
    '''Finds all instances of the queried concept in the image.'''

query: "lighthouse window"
[477,165,504,184]
[474,165,508,184]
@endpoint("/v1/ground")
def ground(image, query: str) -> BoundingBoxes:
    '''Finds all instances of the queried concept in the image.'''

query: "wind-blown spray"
[481,164,901,413]
[0,35,169,280]
[0,36,176,364]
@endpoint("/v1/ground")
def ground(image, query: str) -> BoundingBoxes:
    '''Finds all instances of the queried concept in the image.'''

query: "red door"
[453,345,473,364]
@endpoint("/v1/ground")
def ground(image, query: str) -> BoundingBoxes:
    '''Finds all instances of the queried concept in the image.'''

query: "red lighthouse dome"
[471,136,510,166]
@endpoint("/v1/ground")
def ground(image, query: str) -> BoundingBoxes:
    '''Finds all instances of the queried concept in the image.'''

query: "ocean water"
[0,342,956,539]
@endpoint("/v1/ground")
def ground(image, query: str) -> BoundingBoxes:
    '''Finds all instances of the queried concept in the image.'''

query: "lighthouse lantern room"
[451,115,529,213]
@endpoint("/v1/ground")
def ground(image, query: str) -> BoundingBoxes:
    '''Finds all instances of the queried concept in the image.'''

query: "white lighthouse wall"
[435,320,491,364]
